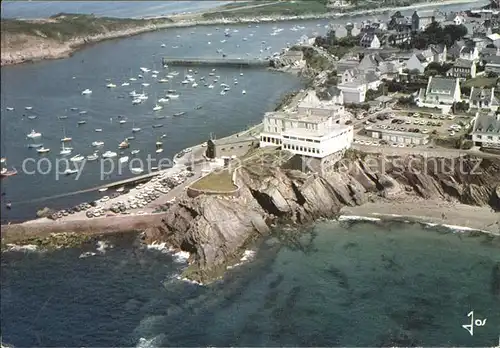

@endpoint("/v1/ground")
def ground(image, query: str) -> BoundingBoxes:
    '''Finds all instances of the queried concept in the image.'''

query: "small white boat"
[181,80,189,84]
[240,72,244,76]
[140,67,150,73]
[220,91,226,95]
[98,187,108,192]
[224,87,231,92]
[129,90,139,97]
[102,151,117,158]
[119,120,127,124]
[92,141,104,147]
[121,82,130,87]
[37,147,50,154]
[63,168,78,175]
[173,111,185,117]
[132,98,142,105]
[116,186,125,192]
[129,77,137,81]
[158,78,169,83]
[6,107,14,111]
[27,130,42,138]
[130,167,144,174]
[169,94,179,99]
[25,106,33,110]
[119,156,129,164]
[242,90,246,95]
[158,97,169,103]
[106,83,117,88]
[141,83,150,87]
[156,148,163,154]
[95,128,103,132]
[156,141,163,146]
[153,104,163,111]
[132,127,141,133]
[151,74,157,78]
[138,94,148,100]
[60,145,72,156]
[81,89,92,95]
[131,149,140,155]
[138,74,143,78]
[78,120,86,125]
[86,153,99,161]
[208,84,214,89]
[61,136,72,142]
[27,115,37,120]
[161,43,166,47]
[79,110,87,115]
[153,70,159,74]
[70,154,84,162]
[192,82,198,88]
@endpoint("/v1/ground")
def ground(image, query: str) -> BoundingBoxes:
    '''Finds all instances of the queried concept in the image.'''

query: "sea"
[2,2,498,347]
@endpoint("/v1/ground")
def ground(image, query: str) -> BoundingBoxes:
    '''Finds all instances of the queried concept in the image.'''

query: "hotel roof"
[283,125,352,139]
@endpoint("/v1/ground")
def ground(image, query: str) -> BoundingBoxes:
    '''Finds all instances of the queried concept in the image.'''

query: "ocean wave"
[438,224,489,234]
[227,249,256,270]
[145,242,190,263]
[174,275,204,286]
[96,240,113,253]
[79,251,97,258]
[337,215,382,222]
[3,244,40,253]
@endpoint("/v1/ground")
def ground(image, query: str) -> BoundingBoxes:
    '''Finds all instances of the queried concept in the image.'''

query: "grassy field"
[202,1,328,19]
[1,13,173,42]
[462,77,498,88]
[190,170,237,192]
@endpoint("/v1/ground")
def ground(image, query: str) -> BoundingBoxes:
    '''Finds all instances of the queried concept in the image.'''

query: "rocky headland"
[143,152,500,283]
[0,13,174,66]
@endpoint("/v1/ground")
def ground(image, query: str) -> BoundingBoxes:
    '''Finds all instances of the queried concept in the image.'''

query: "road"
[352,144,500,159]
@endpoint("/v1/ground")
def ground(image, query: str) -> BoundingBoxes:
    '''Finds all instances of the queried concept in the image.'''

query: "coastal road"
[352,144,500,159]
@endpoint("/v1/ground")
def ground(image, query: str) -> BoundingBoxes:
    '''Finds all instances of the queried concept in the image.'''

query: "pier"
[162,57,270,68]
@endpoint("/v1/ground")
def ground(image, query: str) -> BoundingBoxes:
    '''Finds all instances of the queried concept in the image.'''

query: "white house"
[469,87,499,112]
[471,113,500,148]
[417,76,461,113]
[360,33,381,49]
[297,89,346,122]
[459,46,480,61]
[338,69,381,104]
[446,59,476,79]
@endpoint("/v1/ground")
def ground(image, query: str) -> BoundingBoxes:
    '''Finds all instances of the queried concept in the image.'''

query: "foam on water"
[79,251,97,259]
[146,241,169,252]
[3,244,39,253]
[227,249,256,270]
[96,240,113,253]
[338,215,382,222]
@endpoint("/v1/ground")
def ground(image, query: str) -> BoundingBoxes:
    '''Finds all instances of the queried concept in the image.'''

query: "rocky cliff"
[145,153,500,282]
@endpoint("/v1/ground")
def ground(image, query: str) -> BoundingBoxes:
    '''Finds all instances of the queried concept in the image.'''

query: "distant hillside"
[1,13,172,41]
[1,13,173,65]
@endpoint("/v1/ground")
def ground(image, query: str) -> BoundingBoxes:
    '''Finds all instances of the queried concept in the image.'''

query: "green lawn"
[190,170,237,192]
[462,77,498,88]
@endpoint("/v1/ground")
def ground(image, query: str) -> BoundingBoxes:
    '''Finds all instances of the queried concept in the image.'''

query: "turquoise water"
[2,221,499,346]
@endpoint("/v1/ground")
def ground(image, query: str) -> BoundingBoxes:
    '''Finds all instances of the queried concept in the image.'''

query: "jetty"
[162,57,270,68]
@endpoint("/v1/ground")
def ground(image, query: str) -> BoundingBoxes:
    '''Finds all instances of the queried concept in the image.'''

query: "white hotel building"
[260,110,353,159]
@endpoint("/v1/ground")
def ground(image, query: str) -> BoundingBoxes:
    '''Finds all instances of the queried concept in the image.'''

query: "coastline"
[1,0,476,66]
[340,198,500,235]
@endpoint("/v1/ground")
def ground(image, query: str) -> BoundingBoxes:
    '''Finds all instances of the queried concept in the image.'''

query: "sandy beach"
[340,198,500,235]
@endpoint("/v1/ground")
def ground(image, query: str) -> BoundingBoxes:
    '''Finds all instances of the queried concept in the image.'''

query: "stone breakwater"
[144,154,500,282]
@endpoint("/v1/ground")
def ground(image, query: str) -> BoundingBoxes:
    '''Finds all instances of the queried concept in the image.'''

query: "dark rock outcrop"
[146,154,500,282]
